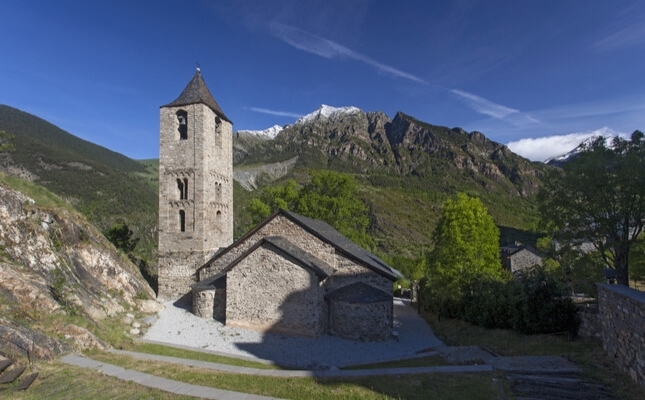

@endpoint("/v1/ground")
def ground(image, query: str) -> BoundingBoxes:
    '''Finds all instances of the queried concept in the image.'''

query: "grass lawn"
[86,351,510,400]
[121,341,282,370]
[342,355,448,370]
[10,302,644,399]
[0,360,193,400]
[421,309,645,400]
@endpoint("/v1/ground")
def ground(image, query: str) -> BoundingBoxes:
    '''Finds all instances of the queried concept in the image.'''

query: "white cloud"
[269,23,426,84]
[248,107,302,118]
[507,128,625,162]
[451,89,539,126]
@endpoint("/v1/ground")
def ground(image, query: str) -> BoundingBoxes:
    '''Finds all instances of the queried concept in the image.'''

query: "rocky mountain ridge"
[234,107,547,198]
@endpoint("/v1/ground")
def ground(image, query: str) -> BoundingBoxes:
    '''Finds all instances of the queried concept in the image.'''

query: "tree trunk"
[615,250,630,286]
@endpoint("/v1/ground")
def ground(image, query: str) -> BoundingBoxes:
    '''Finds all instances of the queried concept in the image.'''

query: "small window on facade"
[179,210,186,232]
[177,110,188,140]
[216,210,222,230]
[183,178,189,200]
[215,117,222,147]
[177,178,185,200]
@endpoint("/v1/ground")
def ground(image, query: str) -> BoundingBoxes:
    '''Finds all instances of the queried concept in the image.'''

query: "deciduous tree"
[246,170,374,249]
[538,131,645,286]
[426,193,504,308]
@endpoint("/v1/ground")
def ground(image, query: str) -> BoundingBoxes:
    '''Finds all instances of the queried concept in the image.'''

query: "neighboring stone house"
[193,209,397,341]
[158,70,397,341]
[500,243,544,274]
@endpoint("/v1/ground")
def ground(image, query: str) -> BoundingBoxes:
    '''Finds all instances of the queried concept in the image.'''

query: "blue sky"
[1,1,644,161]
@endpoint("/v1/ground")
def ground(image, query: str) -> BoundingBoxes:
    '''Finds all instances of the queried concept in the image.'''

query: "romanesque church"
[157,70,396,341]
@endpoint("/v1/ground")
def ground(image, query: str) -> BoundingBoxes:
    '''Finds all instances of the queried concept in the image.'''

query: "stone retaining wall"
[577,304,601,340]
[597,284,645,389]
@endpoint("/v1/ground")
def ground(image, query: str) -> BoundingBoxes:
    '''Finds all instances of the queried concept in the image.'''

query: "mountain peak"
[295,104,362,125]
[236,125,283,139]
[545,131,619,166]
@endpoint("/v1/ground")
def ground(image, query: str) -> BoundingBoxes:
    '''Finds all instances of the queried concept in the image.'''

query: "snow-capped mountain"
[295,104,362,125]
[236,124,283,139]
[545,135,617,166]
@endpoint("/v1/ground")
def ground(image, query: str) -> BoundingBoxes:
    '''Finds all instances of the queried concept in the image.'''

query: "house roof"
[501,243,544,258]
[327,282,391,303]
[280,210,396,280]
[194,236,335,288]
[197,209,397,281]
[162,69,231,123]
[263,236,336,278]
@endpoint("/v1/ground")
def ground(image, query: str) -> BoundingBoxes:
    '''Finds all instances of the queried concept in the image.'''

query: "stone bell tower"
[157,69,233,300]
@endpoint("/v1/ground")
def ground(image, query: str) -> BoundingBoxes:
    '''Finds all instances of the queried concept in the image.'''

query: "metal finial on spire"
[196,61,201,73]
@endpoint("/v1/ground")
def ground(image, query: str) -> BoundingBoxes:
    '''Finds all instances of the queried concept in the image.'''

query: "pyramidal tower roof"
[163,68,231,123]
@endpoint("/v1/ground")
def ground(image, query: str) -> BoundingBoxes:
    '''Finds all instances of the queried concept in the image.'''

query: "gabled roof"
[194,236,335,288]
[198,209,397,281]
[263,236,336,278]
[281,211,395,280]
[501,243,544,258]
[162,69,231,123]
[327,281,391,303]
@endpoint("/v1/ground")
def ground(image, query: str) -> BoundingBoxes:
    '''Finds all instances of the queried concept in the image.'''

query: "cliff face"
[0,182,156,357]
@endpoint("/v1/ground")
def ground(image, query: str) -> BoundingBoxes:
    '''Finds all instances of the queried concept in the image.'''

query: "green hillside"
[0,104,158,261]
[0,103,546,269]
[232,110,547,256]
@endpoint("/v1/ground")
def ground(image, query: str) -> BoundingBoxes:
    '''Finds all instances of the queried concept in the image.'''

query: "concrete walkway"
[107,349,493,377]
[61,348,581,399]
[60,354,283,400]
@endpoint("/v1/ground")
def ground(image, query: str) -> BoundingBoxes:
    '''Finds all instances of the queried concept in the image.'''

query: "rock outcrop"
[0,182,156,356]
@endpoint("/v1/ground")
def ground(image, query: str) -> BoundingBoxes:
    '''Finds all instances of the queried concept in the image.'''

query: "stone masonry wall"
[158,251,205,300]
[199,215,336,279]
[193,288,214,318]
[509,249,543,273]
[226,244,327,337]
[597,284,645,389]
[326,257,391,295]
[330,300,392,341]
[577,304,601,339]
[199,215,389,295]
[193,286,226,320]
[158,101,233,300]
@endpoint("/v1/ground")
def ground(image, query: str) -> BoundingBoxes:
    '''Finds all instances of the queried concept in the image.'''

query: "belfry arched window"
[177,110,188,140]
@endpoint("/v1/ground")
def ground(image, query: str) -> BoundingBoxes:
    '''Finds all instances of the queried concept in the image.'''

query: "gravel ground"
[143,298,445,369]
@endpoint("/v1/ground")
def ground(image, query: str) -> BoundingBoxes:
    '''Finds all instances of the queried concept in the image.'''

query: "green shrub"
[421,266,579,335]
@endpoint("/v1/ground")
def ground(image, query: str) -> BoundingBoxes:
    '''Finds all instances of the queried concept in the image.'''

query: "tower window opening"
[179,210,186,232]
[177,110,188,140]
[177,178,185,200]
[216,210,222,231]
[183,178,189,199]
